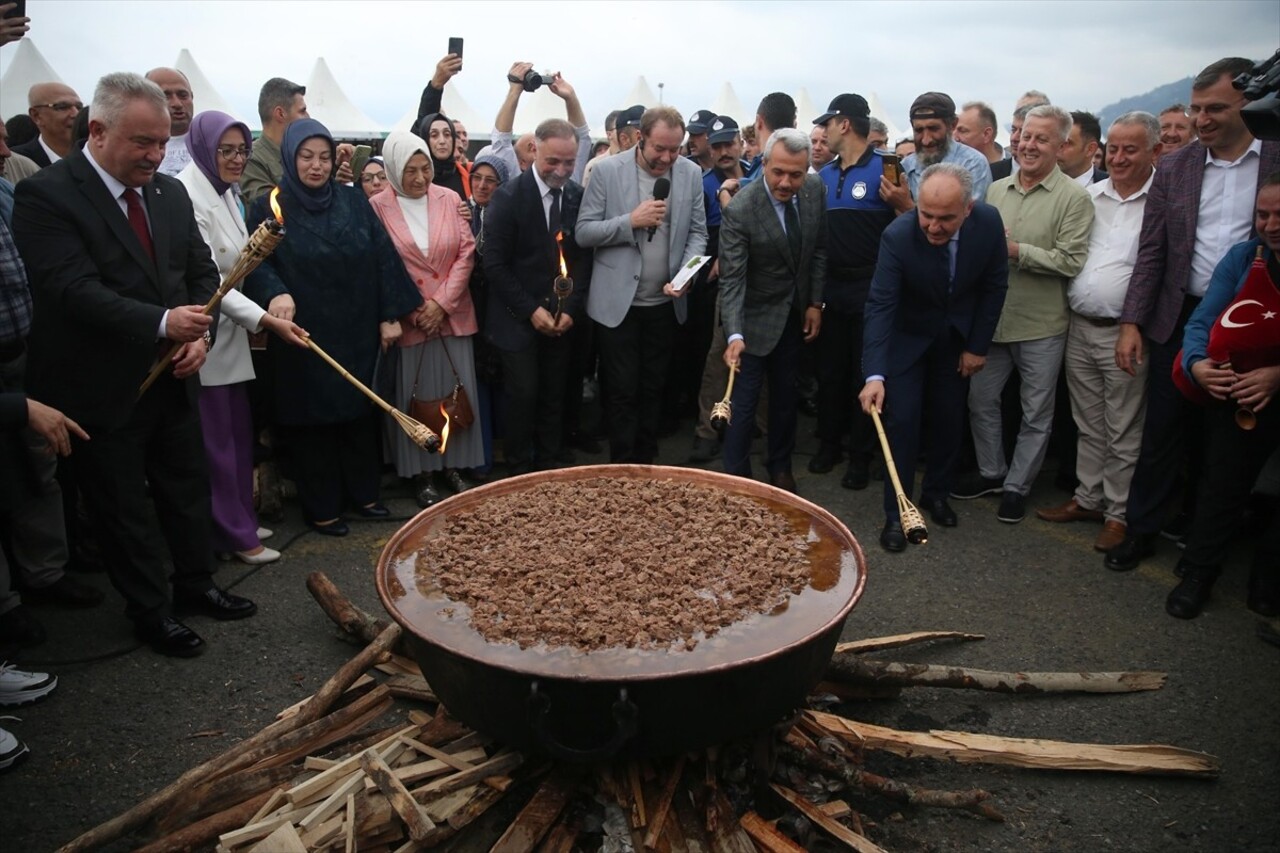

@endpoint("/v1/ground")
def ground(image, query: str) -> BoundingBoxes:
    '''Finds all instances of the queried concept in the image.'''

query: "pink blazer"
[370,184,477,344]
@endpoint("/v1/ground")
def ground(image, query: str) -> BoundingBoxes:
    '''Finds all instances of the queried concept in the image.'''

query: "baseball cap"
[813,93,871,125]
[687,109,716,134]
[909,92,957,121]
[616,104,645,130]
[707,115,740,145]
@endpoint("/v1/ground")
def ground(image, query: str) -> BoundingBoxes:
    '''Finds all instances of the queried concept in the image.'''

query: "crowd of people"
[0,5,1277,771]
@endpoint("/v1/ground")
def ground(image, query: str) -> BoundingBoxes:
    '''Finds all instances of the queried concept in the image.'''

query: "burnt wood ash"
[415,477,812,652]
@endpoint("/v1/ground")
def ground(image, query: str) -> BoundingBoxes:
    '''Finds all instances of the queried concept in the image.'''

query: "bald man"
[146,67,194,176]
[12,82,83,168]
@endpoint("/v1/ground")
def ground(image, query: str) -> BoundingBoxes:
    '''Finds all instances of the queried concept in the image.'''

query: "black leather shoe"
[357,503,390,518]
[0,605,46,648]
[135,616,205,657]
[880,520,906,552]
[1165,567,1218,620]
[841,458,870,490]
[415,478,441,508]
[926,498,958,527]
[174,587,258,621]
[1104,532,1156,572]
[770,471,798,494]
[808,443,842,474]
[308,519,350,537]
[443,469,472,494]
[25,575,104,608]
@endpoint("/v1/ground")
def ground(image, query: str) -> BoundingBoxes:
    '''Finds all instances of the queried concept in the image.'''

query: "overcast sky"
[2,0,1277,137]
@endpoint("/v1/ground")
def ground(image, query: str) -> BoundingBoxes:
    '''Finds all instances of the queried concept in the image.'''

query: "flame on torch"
[437,402,451,454]
[556,230,568,278]
[269,187,284,225]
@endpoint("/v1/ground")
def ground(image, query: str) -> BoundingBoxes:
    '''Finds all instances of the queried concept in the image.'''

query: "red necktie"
[121,189,155,262]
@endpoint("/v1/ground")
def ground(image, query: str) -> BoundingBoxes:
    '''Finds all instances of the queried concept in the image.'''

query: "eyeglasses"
[33,101,84,113]
[362,172,388,184]
[471,174,501,186]
[216,146,250,160]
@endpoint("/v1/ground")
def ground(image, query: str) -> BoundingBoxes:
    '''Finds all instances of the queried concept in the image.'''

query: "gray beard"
[919,136,950,166]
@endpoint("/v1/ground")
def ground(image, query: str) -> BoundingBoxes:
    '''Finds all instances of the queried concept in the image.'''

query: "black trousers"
[723,311,802,478]
[881,333,968,520]
[71,376,213,622]
[814,305,875,462]
[596,303,678,463]
[1183,402,1279,574]
[1125,301,1204,536]
[664,276,718,424]
[282,413,380,524]
[500,334,571,469]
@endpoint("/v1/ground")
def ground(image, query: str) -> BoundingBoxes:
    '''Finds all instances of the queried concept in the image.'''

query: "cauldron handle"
[529,681,639,762]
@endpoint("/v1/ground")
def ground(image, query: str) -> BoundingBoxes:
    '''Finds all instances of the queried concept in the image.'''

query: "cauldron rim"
[375,464,867,683]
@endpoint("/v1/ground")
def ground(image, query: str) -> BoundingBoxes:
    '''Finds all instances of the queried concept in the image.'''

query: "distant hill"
[1098,77,1194,128]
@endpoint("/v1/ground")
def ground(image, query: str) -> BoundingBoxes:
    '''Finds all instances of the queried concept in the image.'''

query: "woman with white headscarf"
[370,132,483,507]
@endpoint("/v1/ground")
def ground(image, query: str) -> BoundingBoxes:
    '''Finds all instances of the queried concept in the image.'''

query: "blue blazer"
[862,203,1008,380]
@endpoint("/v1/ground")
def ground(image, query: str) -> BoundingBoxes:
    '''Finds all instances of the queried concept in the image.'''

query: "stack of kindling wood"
[56,576,1222,853]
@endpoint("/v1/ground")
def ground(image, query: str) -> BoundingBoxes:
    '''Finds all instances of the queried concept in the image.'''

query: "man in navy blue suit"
[859,164,1008,551]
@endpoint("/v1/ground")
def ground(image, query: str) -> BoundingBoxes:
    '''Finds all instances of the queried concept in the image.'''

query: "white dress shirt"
[1189,138,1262,297]
[531,167,557,229]
[1068,172,1154,319]
[38,136,62,165]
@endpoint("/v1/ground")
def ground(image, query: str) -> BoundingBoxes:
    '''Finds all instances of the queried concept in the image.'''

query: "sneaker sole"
[997,514,1025,524]
[0,741,30,772]
[0,673,58,708]
[950,487,1004,500]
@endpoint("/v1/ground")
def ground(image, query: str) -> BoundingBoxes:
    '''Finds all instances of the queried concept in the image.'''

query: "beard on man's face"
[918,134,950,166]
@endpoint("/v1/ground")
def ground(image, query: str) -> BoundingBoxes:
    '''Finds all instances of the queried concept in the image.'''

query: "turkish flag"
[1174,253,1280,403]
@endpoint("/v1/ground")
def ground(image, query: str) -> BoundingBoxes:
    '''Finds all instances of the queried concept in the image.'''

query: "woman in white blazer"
[176,111,306,565]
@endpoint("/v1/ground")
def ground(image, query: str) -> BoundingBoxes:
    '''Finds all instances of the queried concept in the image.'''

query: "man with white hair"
[1036,112,1161,552]
[719,128,827,492]
[952,104,1094,524]
[13,72,257,657]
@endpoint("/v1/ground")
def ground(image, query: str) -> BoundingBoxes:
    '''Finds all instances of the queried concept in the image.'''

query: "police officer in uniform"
[808,94,898,489]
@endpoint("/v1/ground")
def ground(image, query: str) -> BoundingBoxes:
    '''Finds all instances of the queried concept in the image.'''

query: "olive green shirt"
[985,166,1094,343]
[240,132,283,204]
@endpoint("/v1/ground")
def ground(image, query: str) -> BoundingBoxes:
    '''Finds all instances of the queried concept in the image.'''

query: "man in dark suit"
[859,164,1009,550]
[1107,56,1280,572]
[721,128,827,492]
[483,118,591,474]
[13,72,256,657]
[11,82,83,169]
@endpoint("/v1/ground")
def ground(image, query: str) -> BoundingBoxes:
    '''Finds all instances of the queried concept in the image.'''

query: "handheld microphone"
[648,177,670,242]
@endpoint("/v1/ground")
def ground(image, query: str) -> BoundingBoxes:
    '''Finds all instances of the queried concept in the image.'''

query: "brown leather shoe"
[1035,498,1104,523]
[1094,520,1127,552]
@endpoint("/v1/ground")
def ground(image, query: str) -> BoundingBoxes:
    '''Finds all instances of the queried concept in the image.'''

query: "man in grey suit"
[577,106,707,463]
[721,129,827,492]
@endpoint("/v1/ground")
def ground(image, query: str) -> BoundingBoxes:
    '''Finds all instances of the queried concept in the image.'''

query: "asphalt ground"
[2,409,1277,852]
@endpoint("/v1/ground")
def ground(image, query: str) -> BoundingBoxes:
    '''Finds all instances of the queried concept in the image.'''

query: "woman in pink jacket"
[370,132,482,506]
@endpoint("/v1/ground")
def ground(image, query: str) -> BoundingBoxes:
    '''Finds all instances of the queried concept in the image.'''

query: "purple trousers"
[198,383,260,552]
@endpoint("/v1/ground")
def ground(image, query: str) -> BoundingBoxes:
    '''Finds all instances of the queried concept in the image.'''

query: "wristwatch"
[810,302,826,312]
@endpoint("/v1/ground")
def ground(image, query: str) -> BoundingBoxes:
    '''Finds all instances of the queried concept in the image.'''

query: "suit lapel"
[72,156,161,288]
[756,185,795,273]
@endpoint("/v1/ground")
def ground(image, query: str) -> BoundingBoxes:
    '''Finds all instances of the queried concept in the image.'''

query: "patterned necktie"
[121,189,155,262]
[783,199,801,262]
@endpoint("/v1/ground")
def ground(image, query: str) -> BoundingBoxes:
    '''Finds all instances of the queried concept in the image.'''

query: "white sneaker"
[256,527,274,541]
[0,664,58,707]
[0,722,30,772]
[234,547,281,566]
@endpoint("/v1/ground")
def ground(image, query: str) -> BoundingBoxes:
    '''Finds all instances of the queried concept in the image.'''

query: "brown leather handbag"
[407,339,474,432]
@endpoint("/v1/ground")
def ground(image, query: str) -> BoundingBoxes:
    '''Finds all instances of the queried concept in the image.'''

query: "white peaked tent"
[866,91,907,145]
[793,87,822,127]
[173,49,246,126]
[1,39,64,114]
[619,76,659,110]
[304,58,382,139]
[391,81,488,137]
[510,82,569,136]
[711,82,747,124]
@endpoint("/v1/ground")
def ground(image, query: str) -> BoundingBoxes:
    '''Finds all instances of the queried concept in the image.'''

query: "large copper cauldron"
[376,465,866,761]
